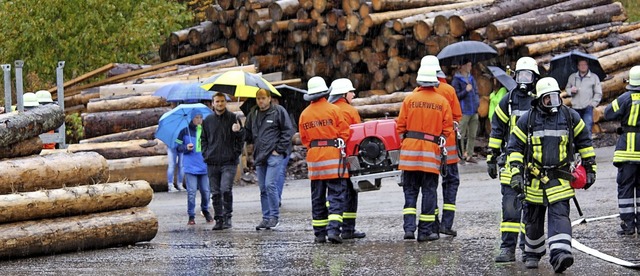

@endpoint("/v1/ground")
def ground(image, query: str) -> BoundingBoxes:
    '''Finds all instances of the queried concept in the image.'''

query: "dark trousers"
[208,164,236,219]
[617,163,640,230]
[439,163,460,230]
[500,185,525,250]
[524,200,572,265]
[402,171,438,235]
[342,179,358,233]
[311,178,346,237]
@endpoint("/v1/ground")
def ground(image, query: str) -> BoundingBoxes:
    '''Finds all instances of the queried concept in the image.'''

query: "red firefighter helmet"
[571,164,587,189]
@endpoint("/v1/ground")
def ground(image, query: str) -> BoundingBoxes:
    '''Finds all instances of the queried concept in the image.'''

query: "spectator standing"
[452,60,480,163]
[565,59,603,138]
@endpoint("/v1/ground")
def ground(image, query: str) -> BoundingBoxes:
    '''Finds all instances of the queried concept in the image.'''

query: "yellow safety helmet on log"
[627,65,640,91]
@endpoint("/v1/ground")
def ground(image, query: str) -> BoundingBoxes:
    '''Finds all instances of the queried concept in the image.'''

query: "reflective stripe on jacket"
[604,91,640,164]
[507,106,595,204]
[397,86,453,174]
[299,98,351,180]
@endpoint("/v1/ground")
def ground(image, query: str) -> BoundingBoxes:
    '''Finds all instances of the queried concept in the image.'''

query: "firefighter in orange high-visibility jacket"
[328,78,366,240]
[299,76,351,244]
[419,55,463,237]
[397,67,453,242]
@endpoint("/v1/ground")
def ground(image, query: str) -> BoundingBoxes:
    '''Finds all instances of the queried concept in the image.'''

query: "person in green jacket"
[489,78,508,123]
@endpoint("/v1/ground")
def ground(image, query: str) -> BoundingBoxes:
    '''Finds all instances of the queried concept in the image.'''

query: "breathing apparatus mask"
[515,70,536,96]
[539,92,562,113]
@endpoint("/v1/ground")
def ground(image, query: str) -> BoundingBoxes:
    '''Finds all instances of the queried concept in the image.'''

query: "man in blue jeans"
[243,89,294,230]
[565,59,602,138]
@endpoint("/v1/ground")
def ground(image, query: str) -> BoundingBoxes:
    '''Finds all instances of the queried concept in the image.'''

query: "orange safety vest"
[299,98,351,180]
[333,98,362,125]
[435,80,462,164]
[397,86,453,174]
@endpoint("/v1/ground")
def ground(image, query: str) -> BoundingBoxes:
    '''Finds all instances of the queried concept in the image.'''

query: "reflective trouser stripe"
[500,222,521,233]
[419,214,435,222]
[443,203,456,212]
[403,208,417,215]
[434,208,439,215]
[328,214,343,223]
[312,219,329,227]
[343,212,357,219]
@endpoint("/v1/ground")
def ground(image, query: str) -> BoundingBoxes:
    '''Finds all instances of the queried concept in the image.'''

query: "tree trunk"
[246,0,273,10]
[248,8,270,28]
[355,102,402,118]
[0,137,42,160]
[0,105,64,148]
[63,90,100,108]
[108,156,168,192]
[251,55,287,72]
[169,28,191,46]
[269,0,300,21]
[82,107,171,139]
[86,96,169,113]
[0,181,153,224]
[487,3,626,42]
[0,152,108,195]
[79,125,158,144]
[270,20,291,33]
[0,207,157,259]
[371,0,471,12]
[506,22,624,49]
[448,0,563,38]
[352,91,410,106]
[364,1,487,28]
[601,68,630,101]
[599,46,640,73]
[593,41,640,59]
[188,21,219,47]
[67,139,167,159]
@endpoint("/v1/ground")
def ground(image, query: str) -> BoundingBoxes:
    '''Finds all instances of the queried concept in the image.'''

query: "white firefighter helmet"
[35,90,54,104]
[304,76,330,101]
[23,92,40,107]
[416,67,439,87]
[628,65,640,87]
[420,55,446,78]
[536,77,562,112]
[329,78,356,96]
[515,57,540,75]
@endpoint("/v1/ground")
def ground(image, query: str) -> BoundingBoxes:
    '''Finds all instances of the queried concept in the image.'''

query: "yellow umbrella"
[200,71,281,98]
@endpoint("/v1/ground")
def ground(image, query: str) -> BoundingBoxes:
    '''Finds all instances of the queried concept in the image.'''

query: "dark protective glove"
[486,148,499,179]
[509,165,524,194]
[584,172,596,190]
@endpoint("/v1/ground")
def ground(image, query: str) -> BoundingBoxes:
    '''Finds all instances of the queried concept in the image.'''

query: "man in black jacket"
[244,88,294,230]
[201,92,244,230]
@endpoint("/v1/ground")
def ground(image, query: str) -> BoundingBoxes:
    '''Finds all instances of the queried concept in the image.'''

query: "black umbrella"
[487,66,517,92]
[239,84,309,127]
[548,50,606,89]
[436,41,498,66]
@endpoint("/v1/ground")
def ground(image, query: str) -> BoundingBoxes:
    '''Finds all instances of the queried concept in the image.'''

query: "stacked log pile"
[0,111,157,259]
[161,0,636,137]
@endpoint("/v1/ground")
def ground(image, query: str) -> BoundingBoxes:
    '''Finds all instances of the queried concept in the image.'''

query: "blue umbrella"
[155,103,212,148]
[166,83,215,103]
[152,83,183,99]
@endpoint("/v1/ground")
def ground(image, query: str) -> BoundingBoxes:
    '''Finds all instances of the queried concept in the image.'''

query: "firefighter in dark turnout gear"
[489,57,539,262]
[507,77,596,273]
[397,67,453,242]
[420,55,463,237]
[604,65,640,236]
[328,78,366,240]
[299,76,351,244]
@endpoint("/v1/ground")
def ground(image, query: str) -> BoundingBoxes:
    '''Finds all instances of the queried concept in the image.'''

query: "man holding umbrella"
[202,92,244,230]
[243,88,294,230]
[565,59,603,138]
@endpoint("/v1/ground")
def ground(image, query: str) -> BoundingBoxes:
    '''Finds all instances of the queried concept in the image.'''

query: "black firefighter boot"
[223,215,232,229]
[495,247,516,263]
[617,220,636,236]
[212,218,224,230]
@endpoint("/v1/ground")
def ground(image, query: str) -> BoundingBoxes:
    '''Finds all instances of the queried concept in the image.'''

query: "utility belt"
[310,139,342,148]
[406,131,448,176]
[405,131,441,144]
[527,164,573,185]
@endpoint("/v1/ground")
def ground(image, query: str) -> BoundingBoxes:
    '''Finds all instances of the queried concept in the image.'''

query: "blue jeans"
[185,173,210,217]
[275,154,290,200]
[575,106,593,137]
[167,147,184,185]
[255,154,283,220]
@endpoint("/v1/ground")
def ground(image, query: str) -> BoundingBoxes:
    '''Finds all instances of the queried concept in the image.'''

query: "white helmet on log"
[23,92,40,107]
[627,65,640,90]
[35,90,54,104]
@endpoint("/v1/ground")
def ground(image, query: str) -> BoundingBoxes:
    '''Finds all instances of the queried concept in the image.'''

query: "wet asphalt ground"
[2,146,639,275]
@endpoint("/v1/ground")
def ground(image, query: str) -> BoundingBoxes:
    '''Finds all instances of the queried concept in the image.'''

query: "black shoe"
[342,230,366,239]
[327,233,343,244]
[223,217,232,229]
[553,253,574,273]
[494,248,515,263]
[265,218,279,229]
[524,258,539,269]
[212,218,224,230]
[417,233,439,242]
[404,231,415,240]
[314,235,326,243]
[618,221,636,235]
[203,211,214,223]
[255,219,269,230]
[439,227,457,236]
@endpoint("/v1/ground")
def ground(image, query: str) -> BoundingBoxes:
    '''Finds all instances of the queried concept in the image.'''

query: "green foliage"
[65,112,84,144]
[620,0,640,22]
[0,0,192,92]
